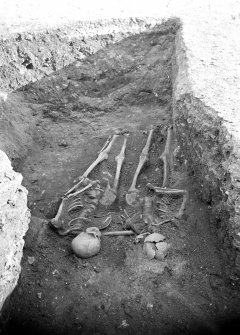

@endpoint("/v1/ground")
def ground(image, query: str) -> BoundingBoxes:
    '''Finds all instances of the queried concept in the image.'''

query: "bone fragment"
[151,218,172,226]
[102,230,134,236]
[50,197,68,226]
[68,202,83,213]
[143,196,159,227]
[78,134,119,179]
[147,183,186,196]
[147,183,188,219]
[113,135,128,190]
[98,135,111,153]
[160,126,173,187]
[175,190,188,219]
[68,216,90,226]
[67,179,100,199]
[67,182,94,199]
[126,126,154,206]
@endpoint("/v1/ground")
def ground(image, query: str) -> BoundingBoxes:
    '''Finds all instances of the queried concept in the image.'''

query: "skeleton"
[100,135,128,206]
[49,181,102,235]
[140,126,188,228]
[50,124,188,239]
[126,125,154,206]
[49,133,119,236]
[143,124,188,220]
[68,184,102,223]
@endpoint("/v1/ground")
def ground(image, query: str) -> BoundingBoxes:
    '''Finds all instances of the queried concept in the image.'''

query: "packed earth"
[1,20,240,335]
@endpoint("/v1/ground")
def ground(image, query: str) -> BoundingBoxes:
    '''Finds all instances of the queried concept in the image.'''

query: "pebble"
[27,256,35,265]
[37,292,42,299]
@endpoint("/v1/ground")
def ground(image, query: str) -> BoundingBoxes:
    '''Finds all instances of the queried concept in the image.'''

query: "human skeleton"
[49,125,188,236]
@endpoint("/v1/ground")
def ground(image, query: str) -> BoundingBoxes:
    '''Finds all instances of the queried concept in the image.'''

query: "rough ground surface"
[1,23,240,335]
[1,1,240,271]
[0,18,164,93]
[0,151,30,311]
[173,27,240,273]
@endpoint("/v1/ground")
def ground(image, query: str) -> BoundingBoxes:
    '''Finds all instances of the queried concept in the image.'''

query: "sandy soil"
[0,22,240,335]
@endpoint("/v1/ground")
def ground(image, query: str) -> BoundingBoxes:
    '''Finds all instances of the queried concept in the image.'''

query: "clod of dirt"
[71,228,101,258]
[27,256,35,265]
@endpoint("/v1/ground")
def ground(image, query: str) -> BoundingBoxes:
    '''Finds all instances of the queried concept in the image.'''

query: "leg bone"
[65,133,119,196]
[126,126,154,206]
[160,126,173,187]
[100,135,128,206]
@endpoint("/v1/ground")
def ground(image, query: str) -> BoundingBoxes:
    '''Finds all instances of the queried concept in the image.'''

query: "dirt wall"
[0,18,167,94]
[0,151,30,311]
[173,29,240,275]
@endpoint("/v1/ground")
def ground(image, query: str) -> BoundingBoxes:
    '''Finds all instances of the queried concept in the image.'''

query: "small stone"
[119,320,129,328]
[25,34,33,41]
[27,256,35,265]
[147,302,153,310]
[37,292,42,299]
[52,269,60,276]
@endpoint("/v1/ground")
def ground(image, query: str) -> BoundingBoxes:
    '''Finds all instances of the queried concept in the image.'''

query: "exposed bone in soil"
[126,125,154,207]
[1,22,240,335]
[100,134,128,206]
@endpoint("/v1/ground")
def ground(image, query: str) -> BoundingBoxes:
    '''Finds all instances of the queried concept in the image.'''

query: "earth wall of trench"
[173,28,240,275]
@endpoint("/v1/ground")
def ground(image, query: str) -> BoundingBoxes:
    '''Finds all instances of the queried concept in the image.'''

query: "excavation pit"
[0,19,240,335]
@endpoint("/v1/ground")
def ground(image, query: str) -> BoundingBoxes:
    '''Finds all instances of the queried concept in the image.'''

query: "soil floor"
[1,25,240,335]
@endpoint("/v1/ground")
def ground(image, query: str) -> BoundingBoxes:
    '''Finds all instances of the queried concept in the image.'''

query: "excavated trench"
[0,19,240,335]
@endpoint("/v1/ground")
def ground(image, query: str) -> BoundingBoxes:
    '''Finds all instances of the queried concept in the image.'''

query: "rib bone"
[126,126,154,206]
[65,134,119,196]
[146,183,188,219]
[100,135,128,206]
